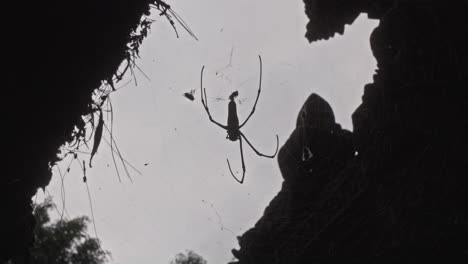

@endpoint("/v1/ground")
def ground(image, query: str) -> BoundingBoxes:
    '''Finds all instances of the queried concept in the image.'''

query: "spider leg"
[240,131,279,158]
[227,136,246,184]
[239,55,262,128]
[200,66,228,129]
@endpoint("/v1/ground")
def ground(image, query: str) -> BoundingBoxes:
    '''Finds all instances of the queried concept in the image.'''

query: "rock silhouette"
[2,0,173,261]
[230,1,468,263]
[2,0,467,262]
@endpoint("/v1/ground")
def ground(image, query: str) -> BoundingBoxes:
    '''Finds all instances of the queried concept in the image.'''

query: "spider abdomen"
[227,100,239,128]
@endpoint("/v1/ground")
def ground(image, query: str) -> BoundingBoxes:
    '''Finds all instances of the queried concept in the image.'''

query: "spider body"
[200,55,279,184]
[226,92,240,141]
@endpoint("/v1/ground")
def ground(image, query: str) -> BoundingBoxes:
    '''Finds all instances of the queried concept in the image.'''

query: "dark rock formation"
[2,0,171,261]
[230,0,468,263]
[232,94,355,263]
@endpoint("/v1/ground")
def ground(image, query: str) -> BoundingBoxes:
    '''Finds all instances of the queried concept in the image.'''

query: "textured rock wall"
[230,1,468,263]
[2,0,159,261]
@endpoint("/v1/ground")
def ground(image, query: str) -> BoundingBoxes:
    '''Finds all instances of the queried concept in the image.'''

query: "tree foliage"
[12,198,110,264]
[170,250,207,264]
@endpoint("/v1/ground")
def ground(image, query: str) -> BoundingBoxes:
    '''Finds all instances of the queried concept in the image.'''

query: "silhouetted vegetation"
[170,250,207,264]
[3,0,468,263]
[6,198,109,264]
[2,0,198,261]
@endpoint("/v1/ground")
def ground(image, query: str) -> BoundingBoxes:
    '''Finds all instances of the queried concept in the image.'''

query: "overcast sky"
[36,1,378,263]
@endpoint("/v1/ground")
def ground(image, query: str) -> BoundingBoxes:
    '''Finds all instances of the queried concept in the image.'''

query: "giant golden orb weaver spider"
[200,55,279,184]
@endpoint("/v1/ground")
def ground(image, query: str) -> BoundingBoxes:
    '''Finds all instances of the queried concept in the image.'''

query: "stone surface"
[2,0,160,261]
[230,1,468,262]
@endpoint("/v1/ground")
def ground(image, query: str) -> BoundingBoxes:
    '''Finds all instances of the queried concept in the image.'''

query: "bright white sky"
[35,1,378,263]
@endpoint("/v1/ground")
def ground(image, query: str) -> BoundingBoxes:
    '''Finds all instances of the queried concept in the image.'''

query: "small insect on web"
[199,55,279,184]
[183,88,196,101]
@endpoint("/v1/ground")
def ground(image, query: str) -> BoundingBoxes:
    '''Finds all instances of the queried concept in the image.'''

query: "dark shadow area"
[3,0,467,263]
[230,0,468,263]
[2,0,176,261]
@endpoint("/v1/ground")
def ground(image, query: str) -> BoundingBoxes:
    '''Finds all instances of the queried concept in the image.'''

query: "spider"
[200,55,279,184]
